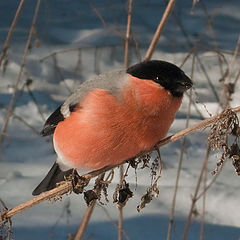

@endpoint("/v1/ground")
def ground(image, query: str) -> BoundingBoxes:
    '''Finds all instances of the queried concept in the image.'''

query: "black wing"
[41,104,78,136]
[40,105,64,136]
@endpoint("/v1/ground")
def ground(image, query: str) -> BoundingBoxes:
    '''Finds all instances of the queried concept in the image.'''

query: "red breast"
[53,74,182,170]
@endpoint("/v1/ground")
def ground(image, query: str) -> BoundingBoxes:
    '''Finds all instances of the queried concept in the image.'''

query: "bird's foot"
[71,169,89,194]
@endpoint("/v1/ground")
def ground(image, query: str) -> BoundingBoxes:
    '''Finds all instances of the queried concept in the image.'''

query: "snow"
[0,0,240,239]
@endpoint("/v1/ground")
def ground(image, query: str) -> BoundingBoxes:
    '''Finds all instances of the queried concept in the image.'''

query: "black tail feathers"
[32,162,73,196]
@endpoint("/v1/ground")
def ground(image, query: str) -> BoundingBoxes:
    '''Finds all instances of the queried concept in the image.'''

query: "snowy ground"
[0,0,240,239]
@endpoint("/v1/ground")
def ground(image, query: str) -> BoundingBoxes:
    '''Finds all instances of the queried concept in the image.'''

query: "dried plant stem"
[183,35,240,239]
[195,164,223,201]
[200,162,207,240]
[118,165,124,240]
[182,105,222,240]
[0,181,72,221]
[0,0,25,66]
[172,13,220,103]
[226,34,240,84]
[0,0,41,149]
[181,146,210,240]
[74,204,95,240]
[40,45,116,62]
[124,0,133,68]
[166,54,195,240]
[222,34,240,108]
[144,0,176,60]
[98,204,131,240]
[26,84,45,122]
[1,106,240,222]
[88,0,125,39]
[0,103,40,135]
[119,1,134,237]
[166,123,188,240]
[196,56,220,103]
[233,63,240,86]
[74,174,105,240]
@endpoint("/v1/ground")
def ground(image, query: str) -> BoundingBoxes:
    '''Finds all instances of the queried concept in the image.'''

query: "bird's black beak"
[177,75,193,93]
[183,75,193,90]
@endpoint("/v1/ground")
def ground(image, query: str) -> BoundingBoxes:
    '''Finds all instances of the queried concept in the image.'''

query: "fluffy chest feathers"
[53,75,182,169]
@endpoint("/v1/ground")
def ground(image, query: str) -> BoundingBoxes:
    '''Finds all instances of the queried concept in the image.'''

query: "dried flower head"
[84,190,98,206]
[113,180,133,207]
[208,109,240,175]
[137,179,160,212]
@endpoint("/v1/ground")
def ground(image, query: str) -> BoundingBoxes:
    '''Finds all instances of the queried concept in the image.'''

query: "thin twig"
[0,180,72,221]
[144,0,176,60]
[52,54,72,94]
[181,146,210,240]
[233,63,240,86]
[194,37,240,199]
[166,54,195,240]
[26,82,45,122]
[0,103,40,135]
[73,200,95,240]
[0,0,41,150]
[119,2,134,238]
[73,174,105,240]
[40,44,120,62]
[195,164,223,201]
[118,165,124,240]
[0,0,25,66]
[172,12,220,104]
[88,0,125,39]
[124,0,133,68]
[131,32,142,62]
[97,204,131,240]
[0,106,240,222]
[182,34,240,238]
[200,159,207,240]
[222,34,240,108]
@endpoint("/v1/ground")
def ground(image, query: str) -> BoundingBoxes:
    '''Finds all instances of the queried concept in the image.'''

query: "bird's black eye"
[154,76,160,83]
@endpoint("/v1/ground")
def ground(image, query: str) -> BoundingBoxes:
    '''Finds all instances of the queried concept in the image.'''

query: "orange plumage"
[32,60,192,195]
[54,75,182,170]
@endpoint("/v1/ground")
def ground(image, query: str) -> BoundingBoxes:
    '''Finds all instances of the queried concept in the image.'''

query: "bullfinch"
[32,60,192,196]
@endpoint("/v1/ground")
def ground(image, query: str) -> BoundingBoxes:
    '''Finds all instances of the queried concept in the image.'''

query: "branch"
[144,0,176,61]
[73,174,105,240]
[1,106,240,223]
[0,0,25,66]
[0,0,41,149]
[124,0,133,69]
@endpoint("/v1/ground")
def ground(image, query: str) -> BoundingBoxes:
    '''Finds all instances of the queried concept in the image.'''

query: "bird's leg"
[71,169,89,194]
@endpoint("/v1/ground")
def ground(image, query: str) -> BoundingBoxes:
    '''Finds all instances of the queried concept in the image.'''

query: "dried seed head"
[137,190,153,212]
[208,109,240,175]
[84,190,98,206]
[137,180,160,212]
[208,109,238,150]
[113,184,120,203]
[114,180,133,208]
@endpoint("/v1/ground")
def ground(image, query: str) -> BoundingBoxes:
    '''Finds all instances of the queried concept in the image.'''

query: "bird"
[32,60,192,196]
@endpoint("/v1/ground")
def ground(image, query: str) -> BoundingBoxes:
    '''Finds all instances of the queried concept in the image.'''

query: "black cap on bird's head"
[126,60,193,97]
